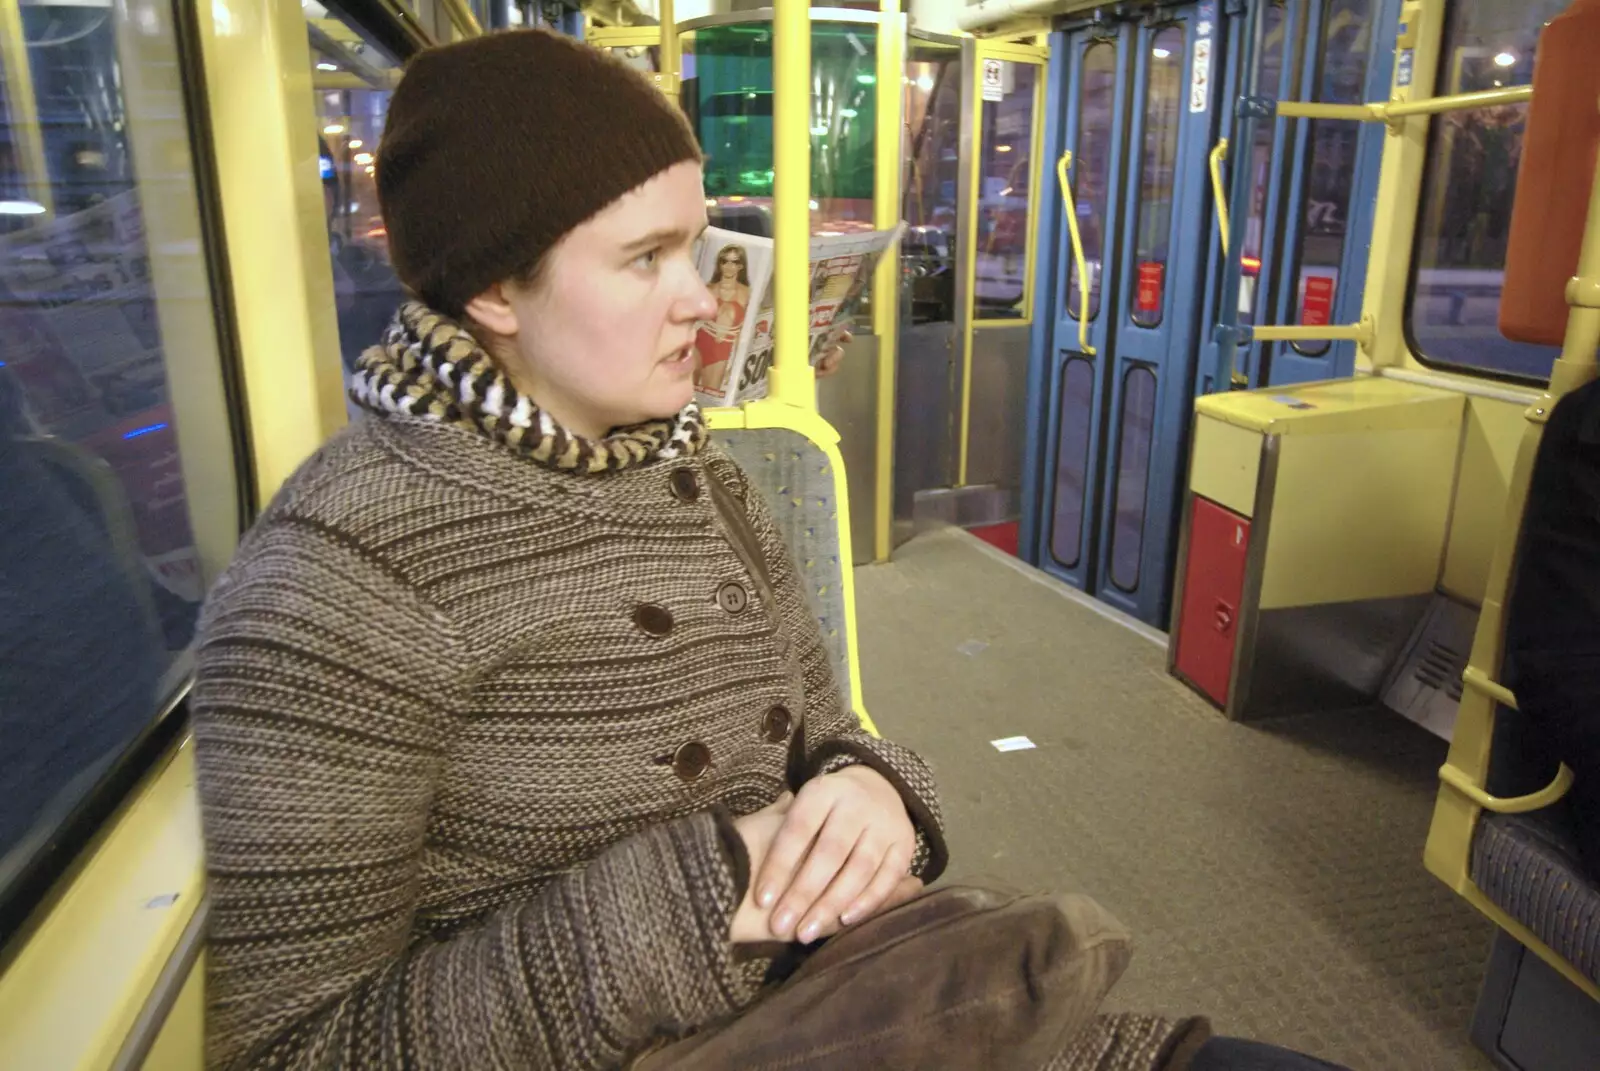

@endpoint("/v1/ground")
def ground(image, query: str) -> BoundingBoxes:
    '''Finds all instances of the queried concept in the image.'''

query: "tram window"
[1049,357,1094,568]
[904,47,962,325]
[1066,42,1116,323]
[680,23,880,313]
[1289,0,1372,357]
[1109,365,1157,592]
[0,0,241,933]
[604,44,661,75]
[1407,0,1566,382]
[1237,5,1286,329]
[1130,27,1184,329]
[975,61,1036,321]
[308,12,407,375]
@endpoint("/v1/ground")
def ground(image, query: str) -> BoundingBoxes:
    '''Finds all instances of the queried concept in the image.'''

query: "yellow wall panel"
[1440,395,1526,604]
[1261,423,1461,609]
[140,955,204,1071]
[1190,414,1262,518]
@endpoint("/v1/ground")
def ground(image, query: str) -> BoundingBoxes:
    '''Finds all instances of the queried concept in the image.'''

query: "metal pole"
[1211,0,1264,392]
[871,0,904,559]
[0,0,54,217]
[769,0,812,406]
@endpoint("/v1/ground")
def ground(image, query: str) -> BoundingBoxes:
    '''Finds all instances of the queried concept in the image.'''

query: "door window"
[1066,41,1118,323]
[1129,27,1184,329]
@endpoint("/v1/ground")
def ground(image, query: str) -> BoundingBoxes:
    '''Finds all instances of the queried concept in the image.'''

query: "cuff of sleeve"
[570,810,765,1035]
[809,738,949,884]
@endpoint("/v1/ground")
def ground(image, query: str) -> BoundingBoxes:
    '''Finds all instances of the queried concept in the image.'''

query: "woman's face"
[467,161,717,439]
[719,250,743,281]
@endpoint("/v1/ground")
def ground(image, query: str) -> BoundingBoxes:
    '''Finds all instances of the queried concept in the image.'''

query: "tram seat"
[1427,377,1600,1017]
[709,404,870,729]
[22,434,163,647]
[1471,808,1600,988]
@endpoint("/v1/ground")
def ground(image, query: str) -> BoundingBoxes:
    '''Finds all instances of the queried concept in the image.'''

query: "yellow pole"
[0,0,54,216]
[957,51,983,486]
[872,0,904,561]
[769,0,812,407]
[1547,122,1600,400]
[660,0,677,97]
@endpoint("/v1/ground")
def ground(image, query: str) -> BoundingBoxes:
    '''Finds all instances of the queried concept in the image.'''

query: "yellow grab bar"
[1439,762,1574,815]
[1463,666,1519,710]
[1209,138,1229,256]
[1055,151,1096,356]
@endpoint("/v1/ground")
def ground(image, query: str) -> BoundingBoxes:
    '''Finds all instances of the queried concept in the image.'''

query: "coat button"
[673,741,712,781]
[633,604,674,636]
[717,581,749,614]
[761,705,793,743]
[670,468,700,502]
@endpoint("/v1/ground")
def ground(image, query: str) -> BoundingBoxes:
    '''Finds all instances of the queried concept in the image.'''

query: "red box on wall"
[1173,496,1251,707]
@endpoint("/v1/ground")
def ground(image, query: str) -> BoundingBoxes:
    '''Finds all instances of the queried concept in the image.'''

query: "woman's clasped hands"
[730,765,923,945]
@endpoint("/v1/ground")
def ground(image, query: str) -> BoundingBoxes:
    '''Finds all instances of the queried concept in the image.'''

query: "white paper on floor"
[990,736,1036,752]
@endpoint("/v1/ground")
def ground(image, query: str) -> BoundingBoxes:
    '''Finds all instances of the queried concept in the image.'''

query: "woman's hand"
[729,794,794,944]
[754,765,918,944]
[815,330,851,378]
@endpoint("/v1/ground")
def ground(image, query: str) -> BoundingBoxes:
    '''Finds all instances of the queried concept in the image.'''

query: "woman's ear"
[464,282,520,338]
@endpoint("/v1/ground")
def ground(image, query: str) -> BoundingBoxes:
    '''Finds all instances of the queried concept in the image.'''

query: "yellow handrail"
[1438,763,1574,815]
[1462,666,1519,710]
[1384,83,1532,118]
[1209,138,1229,256]
[1252,319,1372,346]
[437,0,483,37]
[1275,84,1532,125]
[1055,151,1096,356]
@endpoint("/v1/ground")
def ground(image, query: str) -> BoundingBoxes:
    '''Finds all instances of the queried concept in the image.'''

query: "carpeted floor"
[853,527,1496,1071]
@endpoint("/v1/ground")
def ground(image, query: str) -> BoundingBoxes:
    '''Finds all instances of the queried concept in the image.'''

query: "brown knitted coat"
[190,307,947,1068]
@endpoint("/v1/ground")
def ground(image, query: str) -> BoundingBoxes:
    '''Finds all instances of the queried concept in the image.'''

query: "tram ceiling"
[957,0,1129,33]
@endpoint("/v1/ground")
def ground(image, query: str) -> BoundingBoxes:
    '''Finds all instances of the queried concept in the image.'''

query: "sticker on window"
[982,58,1005,102]
[1190,37,1212,113]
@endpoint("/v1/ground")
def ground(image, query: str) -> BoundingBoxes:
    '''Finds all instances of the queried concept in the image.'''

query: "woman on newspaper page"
[693,242,750,393]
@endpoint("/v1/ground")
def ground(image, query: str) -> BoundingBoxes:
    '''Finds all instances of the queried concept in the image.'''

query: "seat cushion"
[1471,809,1600,986]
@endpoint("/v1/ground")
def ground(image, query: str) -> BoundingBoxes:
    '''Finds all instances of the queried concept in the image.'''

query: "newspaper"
[691,223,904,406]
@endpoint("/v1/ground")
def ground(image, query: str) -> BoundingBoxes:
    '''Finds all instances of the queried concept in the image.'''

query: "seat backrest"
[716,426,853,709]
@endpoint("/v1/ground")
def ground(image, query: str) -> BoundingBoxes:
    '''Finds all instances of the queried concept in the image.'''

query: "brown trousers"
[632,884,1133,1071]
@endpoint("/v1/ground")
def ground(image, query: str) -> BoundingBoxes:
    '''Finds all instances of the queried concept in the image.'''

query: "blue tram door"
[1026,0,1396,629]
[1196,0,1398,391]
[1031,3,1223,628]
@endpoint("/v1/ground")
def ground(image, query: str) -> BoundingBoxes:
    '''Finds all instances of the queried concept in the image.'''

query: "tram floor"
[854,526,1496,1071]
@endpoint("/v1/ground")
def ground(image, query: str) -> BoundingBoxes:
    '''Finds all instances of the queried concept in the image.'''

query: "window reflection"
[976,60,1036,320]
[1066,42,1116,323]
[1131,27,1183,329]
[903,45,961,325]
[1238,4,1285,328]
[1290,0,1371,356]
[1408,0,1566,381]
[678,22,880,314]
[307,14,407,372]
[0,0,235,910]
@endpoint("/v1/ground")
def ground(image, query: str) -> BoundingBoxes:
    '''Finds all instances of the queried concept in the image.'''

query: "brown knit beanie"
[376,29,703,317]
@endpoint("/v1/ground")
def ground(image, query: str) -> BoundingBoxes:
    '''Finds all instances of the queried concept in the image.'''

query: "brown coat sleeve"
[709,456,949,883]
[192,522,762,1069]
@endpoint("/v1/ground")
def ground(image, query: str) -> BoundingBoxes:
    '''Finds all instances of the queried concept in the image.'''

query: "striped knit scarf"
[349,301,708,474]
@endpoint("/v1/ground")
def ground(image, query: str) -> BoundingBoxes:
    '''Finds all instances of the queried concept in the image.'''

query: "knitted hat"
[376,29,703,317]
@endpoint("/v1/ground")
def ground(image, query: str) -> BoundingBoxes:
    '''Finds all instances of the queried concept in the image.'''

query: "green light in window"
[840,108,858,118]
[856,73,876,85]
